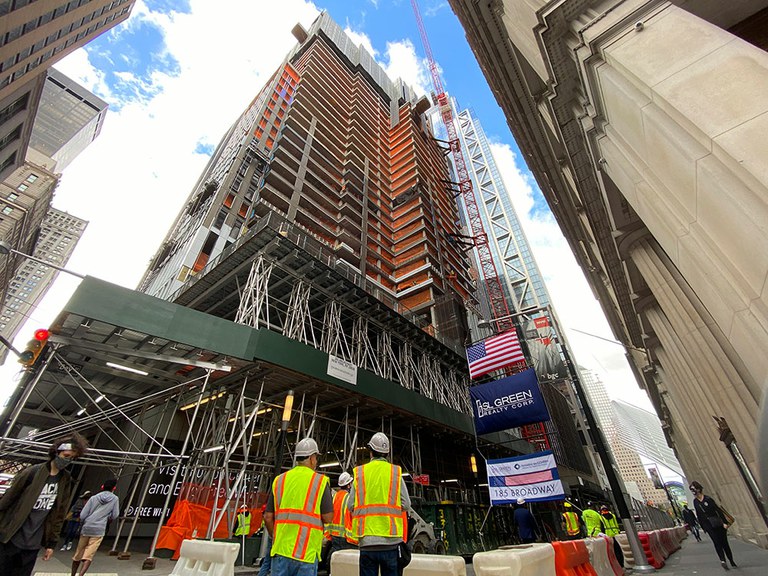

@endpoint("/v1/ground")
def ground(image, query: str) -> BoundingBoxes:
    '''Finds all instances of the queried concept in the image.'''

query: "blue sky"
[0,0,654,414]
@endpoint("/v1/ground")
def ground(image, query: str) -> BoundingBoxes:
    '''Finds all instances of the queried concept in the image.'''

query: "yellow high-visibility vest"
[234,511,251,536]
[271,466,330,563]
[562,511,580,535]
[601,512,620,536]
[582,509,605,537]
[327,490,347,538]
[351,460,403,539]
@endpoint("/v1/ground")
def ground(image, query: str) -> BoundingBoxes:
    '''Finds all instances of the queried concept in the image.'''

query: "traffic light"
[18,328,50,368]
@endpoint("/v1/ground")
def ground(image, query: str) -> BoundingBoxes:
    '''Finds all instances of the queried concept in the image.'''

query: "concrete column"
[629,239,766,544]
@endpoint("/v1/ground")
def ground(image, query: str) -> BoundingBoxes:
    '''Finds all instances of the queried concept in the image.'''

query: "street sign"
[412,474,430,485]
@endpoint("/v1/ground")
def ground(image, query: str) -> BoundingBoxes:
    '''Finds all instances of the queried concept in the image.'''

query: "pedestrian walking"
[582,502,606,537]
[263,438,333,576]
[0,433,88,576]
[61,491,91,551]
[70,477,119,576]
[561,502,581,539]
[681,504,701,541]
[513,498,539,543]
[348,432,411,576]
[690,481,737,570]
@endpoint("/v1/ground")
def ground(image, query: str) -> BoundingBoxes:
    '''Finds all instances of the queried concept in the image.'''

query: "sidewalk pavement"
[31,531,768,575]
[654,531,767,575]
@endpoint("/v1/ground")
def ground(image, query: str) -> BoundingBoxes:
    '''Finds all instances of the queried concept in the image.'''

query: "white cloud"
[0,0,322,396]
[344,27,378,58]
[488,142,652,409]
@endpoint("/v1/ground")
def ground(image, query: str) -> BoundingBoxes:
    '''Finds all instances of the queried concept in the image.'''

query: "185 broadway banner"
[486,450,564,504]
[470,368,549,435]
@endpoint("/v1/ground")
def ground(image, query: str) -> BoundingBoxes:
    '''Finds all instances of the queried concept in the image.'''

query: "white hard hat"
[338,472,353,487]
[368,432,390,453]
[295,437,319,458]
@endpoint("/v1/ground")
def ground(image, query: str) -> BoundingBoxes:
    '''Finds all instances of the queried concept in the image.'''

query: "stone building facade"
[448,0,768,544]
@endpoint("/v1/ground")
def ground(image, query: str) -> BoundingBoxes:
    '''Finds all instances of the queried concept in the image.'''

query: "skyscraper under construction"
[139,13,476,353]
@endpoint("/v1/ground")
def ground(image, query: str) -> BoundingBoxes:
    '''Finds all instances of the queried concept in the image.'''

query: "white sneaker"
[66,542,72,550]
[60,545,66,551]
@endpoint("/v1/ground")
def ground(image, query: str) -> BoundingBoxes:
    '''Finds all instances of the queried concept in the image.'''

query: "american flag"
[466,330,526,379]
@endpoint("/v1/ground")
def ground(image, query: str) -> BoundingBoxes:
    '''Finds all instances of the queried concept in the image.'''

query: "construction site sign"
[412,474,430,485]
[486,450,565,504]
[327,354,358,385]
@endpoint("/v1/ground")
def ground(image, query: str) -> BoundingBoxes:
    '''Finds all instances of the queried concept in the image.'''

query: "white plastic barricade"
[331,549,466,576]
[170,539,240,576]
[584,538,612,576]
[614,534,635,569]
[473,543,555,576]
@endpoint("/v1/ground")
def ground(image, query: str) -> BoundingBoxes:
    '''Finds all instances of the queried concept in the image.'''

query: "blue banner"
[470,368,550,435]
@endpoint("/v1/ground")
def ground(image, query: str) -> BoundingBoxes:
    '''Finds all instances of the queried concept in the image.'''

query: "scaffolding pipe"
[146,369,213,563]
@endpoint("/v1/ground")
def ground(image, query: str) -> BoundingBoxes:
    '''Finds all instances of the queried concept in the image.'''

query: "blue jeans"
[271,554,319,576]
[259,535,272,576]
[359,548,398,576]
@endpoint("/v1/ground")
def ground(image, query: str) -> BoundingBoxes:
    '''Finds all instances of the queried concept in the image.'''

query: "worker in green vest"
[561,501,581,539]
[582,502,606,537]
[263,438,334,576]
[234,505,251,537]
[599,505,620,536]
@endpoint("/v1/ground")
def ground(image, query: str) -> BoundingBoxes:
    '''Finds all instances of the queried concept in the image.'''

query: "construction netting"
[156,482,267,559]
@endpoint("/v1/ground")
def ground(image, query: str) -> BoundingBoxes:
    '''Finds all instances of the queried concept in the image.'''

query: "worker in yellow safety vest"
[582,501,606,537]
[234,504,251,537]
[348,432,411,576]
[264,438,334,575]
[599,505,621,536]
[561,502,581,539]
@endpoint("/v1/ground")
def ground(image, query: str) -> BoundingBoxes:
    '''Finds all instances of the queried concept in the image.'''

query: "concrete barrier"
[613,534,634,570]
[473,543,555,576]
[331,549,467,576]
[170,539,240,576]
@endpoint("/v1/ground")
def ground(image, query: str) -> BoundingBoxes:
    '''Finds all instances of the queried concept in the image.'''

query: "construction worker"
[263,438,334,576]
[599,504,625,567]
[348,432,411,576]
[234,505,251,538]
[582,502,606,537]
[561,502,581,539]
[599,505,620,536]
[327,472,355,566]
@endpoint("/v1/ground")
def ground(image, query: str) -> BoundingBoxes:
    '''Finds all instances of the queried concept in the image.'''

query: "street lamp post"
[0,240,85,279]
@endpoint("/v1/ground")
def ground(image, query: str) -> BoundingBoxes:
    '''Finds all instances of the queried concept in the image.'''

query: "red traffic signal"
[18,328,50,367]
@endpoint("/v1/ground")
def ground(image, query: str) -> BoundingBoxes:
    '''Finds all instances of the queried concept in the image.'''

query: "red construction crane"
[410,0,511,334]
[411,1,549,450]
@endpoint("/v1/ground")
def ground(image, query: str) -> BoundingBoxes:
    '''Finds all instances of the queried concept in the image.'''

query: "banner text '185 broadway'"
[470,368,549,435]
[486,450,564,504]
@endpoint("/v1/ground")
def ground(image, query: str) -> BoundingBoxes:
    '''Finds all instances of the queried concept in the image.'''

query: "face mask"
[54,455,73,470]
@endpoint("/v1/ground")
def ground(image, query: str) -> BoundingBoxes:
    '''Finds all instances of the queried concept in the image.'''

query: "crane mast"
[410,0,512,334]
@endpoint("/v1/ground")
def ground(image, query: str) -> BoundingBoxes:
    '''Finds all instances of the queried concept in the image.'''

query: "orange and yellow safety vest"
[271,466,330,563]
[342,491,358,546]
[351,460,404,539]
[562,511,580,536]
[327,489,347,539]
